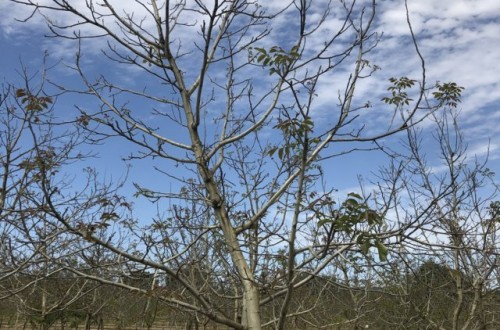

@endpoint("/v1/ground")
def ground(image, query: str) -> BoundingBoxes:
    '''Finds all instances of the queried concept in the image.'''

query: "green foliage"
[432,82,464,108]
[327,192,383,232]
[100,212,119,221]
[250,44,300,76]
[355,234,388,262]
[382,78,465,110]
[381,77,417,106]
[317,193,388,261]
[374,238,388,261]
[268,115,320,161]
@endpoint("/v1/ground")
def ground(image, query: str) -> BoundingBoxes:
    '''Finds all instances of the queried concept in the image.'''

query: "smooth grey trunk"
[174,67,261,328]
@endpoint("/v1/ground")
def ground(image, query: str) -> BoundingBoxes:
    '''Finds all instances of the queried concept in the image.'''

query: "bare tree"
[370,109,499,329]
[6,0,468,329]
[0,68,102,329]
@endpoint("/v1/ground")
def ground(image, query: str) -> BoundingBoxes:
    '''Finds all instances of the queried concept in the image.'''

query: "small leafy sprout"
[268,114,315,161]
[381,77,417,106]
[250,44,300,76]
[77,114,91,127]
[317,193,388,261]
[432,82,465,108]
[16,88,53,112]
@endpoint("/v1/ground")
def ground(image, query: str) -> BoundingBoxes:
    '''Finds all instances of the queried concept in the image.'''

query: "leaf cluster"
[317,193,388,261]
[250,45,300,76]
[381,77,416,106]
[16,88,53,112]
[19,148,60,181]
[432,82,465,108]
[317,193,381,229]
[268,115,319,161]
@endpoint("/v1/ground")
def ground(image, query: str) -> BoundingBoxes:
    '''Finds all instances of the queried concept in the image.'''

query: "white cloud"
[1,0,497,186]
[468,141,500,161]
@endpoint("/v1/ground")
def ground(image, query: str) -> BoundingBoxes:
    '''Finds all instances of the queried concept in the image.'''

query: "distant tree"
[5,0,468,329]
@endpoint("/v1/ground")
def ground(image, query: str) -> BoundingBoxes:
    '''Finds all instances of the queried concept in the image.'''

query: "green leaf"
[347,192,362,199]
[317,218,331,227]
[278,147,284,160]
[375,239,388,261]
[360,239,371,255]
[100,212,119,221]
[365,210,382,225]
[344,198,359,207]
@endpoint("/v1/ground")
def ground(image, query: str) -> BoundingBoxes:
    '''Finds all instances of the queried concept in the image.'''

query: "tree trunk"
[187,105,262,329]
[241,287,261,330]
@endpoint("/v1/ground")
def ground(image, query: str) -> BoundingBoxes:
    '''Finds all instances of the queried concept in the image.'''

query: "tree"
[5,0,468,329]
[0,70,97,329]
[368,109,499,329]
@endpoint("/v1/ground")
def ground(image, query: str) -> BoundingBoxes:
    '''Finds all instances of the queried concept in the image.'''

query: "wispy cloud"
[1,0,498,190]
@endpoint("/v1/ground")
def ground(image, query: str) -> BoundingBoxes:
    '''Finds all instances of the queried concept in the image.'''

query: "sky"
[0,0,498,221]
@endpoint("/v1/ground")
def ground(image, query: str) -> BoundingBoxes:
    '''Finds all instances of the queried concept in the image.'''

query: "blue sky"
[0,0,498,222]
